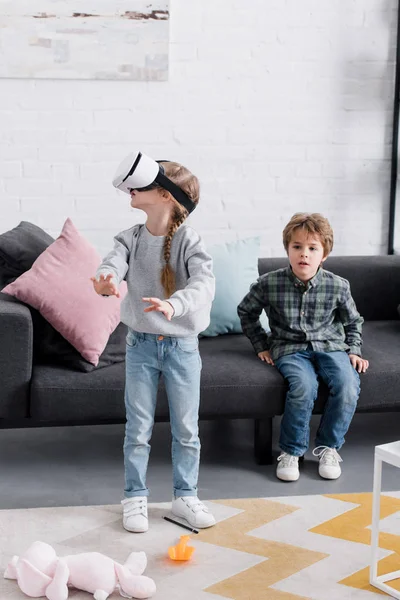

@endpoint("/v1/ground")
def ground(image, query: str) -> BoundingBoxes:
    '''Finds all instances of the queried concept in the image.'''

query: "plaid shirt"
[237,266,363,361]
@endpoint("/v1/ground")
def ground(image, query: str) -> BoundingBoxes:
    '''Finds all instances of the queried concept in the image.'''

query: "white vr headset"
[112,151,196,214]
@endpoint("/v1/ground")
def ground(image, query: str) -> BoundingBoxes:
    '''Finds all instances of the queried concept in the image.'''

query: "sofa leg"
[254,418,273,465]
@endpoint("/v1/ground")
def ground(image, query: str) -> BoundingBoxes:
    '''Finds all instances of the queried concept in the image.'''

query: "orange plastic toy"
[168,535,195,561]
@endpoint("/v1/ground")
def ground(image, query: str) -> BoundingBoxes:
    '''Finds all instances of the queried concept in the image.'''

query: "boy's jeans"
[275,349,360,457]
[123,330,201,499]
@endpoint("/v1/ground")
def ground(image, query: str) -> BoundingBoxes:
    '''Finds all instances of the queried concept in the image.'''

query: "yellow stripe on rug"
[312,493,400,595]
[197,498,328,600]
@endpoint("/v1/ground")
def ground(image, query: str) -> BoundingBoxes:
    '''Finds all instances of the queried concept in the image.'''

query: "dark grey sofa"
[1,255,400,465]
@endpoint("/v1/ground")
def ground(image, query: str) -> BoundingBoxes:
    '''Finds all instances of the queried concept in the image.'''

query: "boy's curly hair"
[283,213,334,257]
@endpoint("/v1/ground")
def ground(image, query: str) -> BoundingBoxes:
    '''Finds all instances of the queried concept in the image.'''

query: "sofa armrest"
[0,293,32,418]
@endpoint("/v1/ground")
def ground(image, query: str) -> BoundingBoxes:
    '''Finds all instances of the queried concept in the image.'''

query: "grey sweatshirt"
[95,223,215,337]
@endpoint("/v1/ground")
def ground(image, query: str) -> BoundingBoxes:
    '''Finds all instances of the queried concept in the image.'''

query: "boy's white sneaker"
[171,496,216,529]
[121,496,148,533]
[276,452,300,481]
[313,446,342,479]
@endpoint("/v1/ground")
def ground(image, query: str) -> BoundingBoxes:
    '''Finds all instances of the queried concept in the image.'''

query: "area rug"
[1,492,400,599]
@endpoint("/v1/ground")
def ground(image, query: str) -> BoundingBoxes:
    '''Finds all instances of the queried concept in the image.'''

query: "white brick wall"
[0,0,397,257]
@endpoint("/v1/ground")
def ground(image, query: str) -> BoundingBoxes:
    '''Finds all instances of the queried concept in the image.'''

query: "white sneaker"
[171,496,216,529]
[121,497,148,533]
[313,446,342,480]
[276,452,300,481]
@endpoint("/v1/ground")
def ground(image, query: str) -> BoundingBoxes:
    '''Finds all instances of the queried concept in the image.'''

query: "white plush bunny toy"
[4,541,156,600]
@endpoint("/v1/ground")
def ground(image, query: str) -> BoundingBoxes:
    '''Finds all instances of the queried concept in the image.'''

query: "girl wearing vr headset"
[92,152,216,533]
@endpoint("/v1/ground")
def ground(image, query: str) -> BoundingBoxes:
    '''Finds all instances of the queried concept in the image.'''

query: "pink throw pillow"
[2,218,127,366]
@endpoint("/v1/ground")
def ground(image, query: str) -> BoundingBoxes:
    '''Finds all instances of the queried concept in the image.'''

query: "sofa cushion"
[202,237,269,336]
[30,335,287,422]
[0,221,54,289]
[3,218,127,366]
[29,322,400,423]
[30,361,127,422]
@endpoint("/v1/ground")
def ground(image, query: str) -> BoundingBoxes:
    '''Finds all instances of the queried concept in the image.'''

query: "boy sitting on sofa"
[237,213,369,482]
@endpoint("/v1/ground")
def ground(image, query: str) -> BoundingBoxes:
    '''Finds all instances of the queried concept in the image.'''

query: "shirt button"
[301,311,305,315]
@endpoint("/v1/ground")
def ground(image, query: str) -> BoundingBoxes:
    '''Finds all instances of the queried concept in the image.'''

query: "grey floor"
[1,412,400,510]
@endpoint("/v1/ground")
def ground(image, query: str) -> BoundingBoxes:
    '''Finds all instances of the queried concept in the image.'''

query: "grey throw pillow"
[0,221,54,288]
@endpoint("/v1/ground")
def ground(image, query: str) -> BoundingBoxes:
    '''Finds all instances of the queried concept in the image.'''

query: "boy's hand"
[142,297,175,321]
[90,274,120,298]
[258,350,274,365]
[349,354,369,373]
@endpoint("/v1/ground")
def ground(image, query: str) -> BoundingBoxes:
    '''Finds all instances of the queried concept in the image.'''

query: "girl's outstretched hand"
[91,274,120,298]
[142,297,175,321]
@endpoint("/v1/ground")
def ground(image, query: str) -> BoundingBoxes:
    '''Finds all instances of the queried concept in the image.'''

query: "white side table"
[370,441,400,598]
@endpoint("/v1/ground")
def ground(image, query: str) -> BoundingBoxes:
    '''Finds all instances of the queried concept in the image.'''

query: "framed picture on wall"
[0,1,169,81]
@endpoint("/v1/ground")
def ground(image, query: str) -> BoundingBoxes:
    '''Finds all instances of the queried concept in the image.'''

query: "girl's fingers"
[142,297,161,306]
[89,277,120,298]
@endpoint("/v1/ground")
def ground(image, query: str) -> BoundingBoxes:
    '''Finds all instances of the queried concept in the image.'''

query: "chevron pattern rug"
[1,492,400,599]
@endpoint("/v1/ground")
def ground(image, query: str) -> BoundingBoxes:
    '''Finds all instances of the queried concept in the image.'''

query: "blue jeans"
[275,350,360,457]
[123,330,202,499]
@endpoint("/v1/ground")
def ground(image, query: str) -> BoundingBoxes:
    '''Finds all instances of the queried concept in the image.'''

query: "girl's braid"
[161,208,188,297]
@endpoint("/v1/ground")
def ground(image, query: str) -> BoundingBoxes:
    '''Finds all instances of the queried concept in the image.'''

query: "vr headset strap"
[155,171,196,214]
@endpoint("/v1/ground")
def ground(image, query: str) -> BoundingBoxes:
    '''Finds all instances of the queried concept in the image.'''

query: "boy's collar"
[287,265,323,288]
